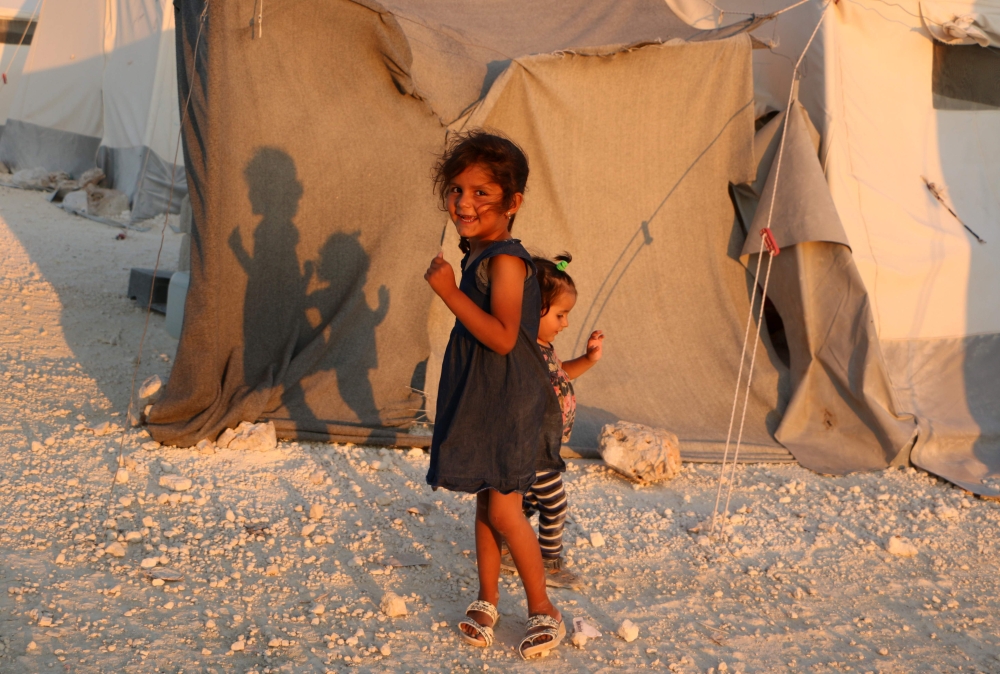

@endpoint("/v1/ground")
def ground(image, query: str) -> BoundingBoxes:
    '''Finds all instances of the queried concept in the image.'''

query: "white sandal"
[518,613,565,659]
[458,599,500,648]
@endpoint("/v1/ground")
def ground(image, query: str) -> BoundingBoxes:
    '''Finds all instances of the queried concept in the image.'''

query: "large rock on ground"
[598,421,681,483]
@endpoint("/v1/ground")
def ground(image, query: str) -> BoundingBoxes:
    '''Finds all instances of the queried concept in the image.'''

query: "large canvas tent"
[0,0,185,221]
[149,0,999,496]
[668,0,1000,493]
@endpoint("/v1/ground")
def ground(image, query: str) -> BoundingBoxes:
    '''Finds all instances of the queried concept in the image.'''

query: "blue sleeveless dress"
[427,239,564,494]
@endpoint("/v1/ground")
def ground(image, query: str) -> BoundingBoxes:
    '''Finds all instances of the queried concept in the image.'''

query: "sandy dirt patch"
[1,186,998,673]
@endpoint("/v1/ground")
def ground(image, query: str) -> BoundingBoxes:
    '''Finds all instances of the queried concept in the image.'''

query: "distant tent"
[0,0,185,221]
[149,0,999,496]
[0,1,40,137]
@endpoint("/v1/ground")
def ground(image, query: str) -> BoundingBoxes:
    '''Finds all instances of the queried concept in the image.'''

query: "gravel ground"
[1,185,999,674]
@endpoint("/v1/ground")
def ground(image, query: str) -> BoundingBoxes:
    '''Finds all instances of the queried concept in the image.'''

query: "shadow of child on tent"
[229,147,388,432]
[302,231,389,427]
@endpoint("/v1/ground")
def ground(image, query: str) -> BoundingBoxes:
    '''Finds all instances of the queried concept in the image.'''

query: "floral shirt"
[538,341,576,443]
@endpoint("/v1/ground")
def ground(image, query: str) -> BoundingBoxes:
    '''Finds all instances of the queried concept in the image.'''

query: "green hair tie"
[555,260,569,272]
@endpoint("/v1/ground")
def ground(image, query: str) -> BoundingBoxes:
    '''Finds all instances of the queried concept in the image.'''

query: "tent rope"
[709,1,830,537]
[0,0,41,87]
[105,2,210,517]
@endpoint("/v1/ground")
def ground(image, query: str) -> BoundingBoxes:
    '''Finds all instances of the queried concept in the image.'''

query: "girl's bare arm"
[425,253,524,355]
[561,330,604,379]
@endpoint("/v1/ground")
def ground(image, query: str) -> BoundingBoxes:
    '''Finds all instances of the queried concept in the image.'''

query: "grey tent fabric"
[148,0,443,446]
[425,35,795,462]
[885,335,1000,497]
[732,102,918,474]
[0,119,102,178]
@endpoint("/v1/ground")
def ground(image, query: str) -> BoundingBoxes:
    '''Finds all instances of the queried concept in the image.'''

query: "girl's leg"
[485,490,560,625]
[531,472,567,561]
[460,490,503,639]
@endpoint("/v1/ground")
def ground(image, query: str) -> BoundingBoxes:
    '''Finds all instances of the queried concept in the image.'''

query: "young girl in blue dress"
[424,131,565,659]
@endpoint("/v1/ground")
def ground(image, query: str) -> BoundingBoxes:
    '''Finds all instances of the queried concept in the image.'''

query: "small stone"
[375,493,392,507]
[216,427,236,449]
[159,475,192,492]
[935,506,959,520]
[225,509,235,522]
[265,564,279,576]
[886,536,918,557]
[142,516,155,528]
[26,641,37,652]
[718,663,728,672]
[201,648,211,656]
[31,440,44,453]
[140,557,160,569]
[380,643,391,656]
[380,592,408,617]
[230,640,245,652]
[138,375,162,401]
[310,471,325,485]
[598,421,681,483]
[879,647,889,656]
[125,531,143,543]
[105,542,126,558]
[309,504,324,520]
[67,478,79,487]
[115,468,129,484]
[349,556,364,567]
[118,496,133,507]
[311,604,325,615]
[224,420,277,452]
[91,421,113,436]
[618,619,639,642]
[571,632,588,648]
[301,523,317,537]
[141,440,160,450]
[205,619,216,629]
[590,532,605,548]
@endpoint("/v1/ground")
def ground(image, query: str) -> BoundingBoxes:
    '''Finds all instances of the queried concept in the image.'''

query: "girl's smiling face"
[447,164,521,243]
[538,288,577,344]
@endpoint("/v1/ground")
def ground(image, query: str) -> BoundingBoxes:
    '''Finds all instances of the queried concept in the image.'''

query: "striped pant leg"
[528,470,567,559]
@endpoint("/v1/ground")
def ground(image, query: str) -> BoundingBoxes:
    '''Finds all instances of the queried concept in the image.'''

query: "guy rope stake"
[709,0,830,540]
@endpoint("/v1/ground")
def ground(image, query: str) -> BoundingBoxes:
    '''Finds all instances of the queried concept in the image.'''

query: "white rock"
[590,532,605,548]
[225,421,277,452]
[309,504,324,520]
[311,604,325,615]
[225,509,235,522]
[598,421,681,483]
[140,557,160,568]
[886,536,918,557]
[114,468,129,484]
[935,505,959,520]
[375,493,392,506]
[105,542,126,557]
[380,643,391,656]
[138,375,162,401]
[141,440,161,451]
[301,524,317,537]
[265,564,280,576]
[230,640,245,652]
[572,632,588,648]
[380,592,408,617]
[125,531,143,543]
[159,475,192,492]
[216,427,237,449]
[618,619,639,642]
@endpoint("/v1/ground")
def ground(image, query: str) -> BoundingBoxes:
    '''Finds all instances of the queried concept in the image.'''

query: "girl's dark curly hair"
[433,130,529,254]
[533,252,576,316]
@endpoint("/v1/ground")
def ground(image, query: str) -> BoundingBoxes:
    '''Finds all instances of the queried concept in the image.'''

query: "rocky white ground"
[1,185,999,674]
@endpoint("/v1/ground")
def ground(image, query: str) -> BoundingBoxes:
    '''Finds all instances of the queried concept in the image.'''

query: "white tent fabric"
[0,0,184,220]
[0,0,40,133]
[669,0,1000,494]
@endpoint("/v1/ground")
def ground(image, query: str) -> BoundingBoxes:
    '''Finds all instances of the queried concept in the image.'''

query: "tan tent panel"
[670,0,1000,494]
[0,0,185,221]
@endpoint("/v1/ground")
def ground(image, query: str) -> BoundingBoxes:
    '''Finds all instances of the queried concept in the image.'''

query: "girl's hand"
[585,330,604,362]
[424,252,457,299]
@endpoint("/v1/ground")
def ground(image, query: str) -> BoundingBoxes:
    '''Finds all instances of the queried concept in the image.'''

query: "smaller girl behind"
[503,253,604,586]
